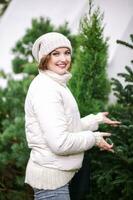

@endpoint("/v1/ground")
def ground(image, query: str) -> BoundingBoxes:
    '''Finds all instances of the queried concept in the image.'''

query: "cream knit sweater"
[24,70,104,189]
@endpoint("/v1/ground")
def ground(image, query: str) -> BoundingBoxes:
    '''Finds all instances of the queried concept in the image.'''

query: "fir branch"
[116,40,133,49]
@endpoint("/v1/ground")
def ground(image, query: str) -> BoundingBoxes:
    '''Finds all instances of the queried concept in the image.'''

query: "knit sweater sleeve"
[80,113,104,131]
[32,88,96,156]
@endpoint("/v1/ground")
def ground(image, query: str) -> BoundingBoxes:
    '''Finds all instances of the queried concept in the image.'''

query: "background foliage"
[0,75,33,199]
[69,1,110,116]
[87,34,133,200]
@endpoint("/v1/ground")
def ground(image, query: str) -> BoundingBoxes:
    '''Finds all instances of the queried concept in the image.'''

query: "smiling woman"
[38,48,72,74]
[24,32,118,200]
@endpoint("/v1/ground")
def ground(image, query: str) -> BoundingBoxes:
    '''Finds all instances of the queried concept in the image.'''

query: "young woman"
[24,32,119,200]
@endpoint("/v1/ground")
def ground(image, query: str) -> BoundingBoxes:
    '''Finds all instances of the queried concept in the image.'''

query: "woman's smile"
[56,62,67,68]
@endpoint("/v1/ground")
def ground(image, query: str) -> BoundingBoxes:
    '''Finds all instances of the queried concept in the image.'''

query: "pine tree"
[0,76,33,200]
[87,34,133,200]
[69,0,110,116]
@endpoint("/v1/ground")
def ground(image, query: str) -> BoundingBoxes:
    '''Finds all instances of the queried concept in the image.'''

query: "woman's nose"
[60,54,67,61]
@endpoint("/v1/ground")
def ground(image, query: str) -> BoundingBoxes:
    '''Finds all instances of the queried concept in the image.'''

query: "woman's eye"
[65,51,71,55]
[52,52,59,56]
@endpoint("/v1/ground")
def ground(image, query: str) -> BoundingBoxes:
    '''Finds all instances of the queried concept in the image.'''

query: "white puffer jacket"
[25,70,103,171]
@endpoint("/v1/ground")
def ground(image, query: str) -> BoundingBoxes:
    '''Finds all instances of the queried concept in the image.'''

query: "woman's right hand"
[94,132,114,152]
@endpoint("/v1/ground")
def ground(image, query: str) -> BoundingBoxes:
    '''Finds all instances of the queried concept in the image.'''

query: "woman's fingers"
[104,118,121,126]
[100,132,111,137]
[100,147,114,153]
[110,120,121,126]
[98,138,114,152]
[102,112,121,126]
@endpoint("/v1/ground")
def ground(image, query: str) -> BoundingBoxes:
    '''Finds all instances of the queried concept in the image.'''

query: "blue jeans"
[33,184,70,200]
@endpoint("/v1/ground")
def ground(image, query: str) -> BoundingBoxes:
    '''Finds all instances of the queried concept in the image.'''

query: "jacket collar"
[39,70,72,87]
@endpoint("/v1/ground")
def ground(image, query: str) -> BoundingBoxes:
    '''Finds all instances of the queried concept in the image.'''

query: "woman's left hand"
[102,112,121,126]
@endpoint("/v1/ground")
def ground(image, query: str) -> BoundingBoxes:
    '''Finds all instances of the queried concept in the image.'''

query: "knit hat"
[32,32,72,63]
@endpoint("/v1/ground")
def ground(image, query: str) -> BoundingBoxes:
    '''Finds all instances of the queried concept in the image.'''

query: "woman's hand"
[102,112,121,127]
[97,137,114,153]
[94,132,114,153]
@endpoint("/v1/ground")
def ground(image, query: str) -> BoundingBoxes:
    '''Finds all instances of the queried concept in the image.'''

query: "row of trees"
[0,0,133,199]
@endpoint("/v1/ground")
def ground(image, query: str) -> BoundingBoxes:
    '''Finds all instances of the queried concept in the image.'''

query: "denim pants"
[34,184,70,200]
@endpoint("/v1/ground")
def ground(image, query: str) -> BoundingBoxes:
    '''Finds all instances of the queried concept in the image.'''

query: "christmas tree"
[69,0,110,116]
[87,34,133,200]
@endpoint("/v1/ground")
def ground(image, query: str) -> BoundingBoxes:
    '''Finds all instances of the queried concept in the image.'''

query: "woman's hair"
[38,55,51,70]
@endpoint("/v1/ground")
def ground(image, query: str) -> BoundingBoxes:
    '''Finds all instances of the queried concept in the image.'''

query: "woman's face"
[47,47,71,75]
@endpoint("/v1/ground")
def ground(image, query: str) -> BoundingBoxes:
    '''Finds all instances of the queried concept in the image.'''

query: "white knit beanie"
[32,32,72,63]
